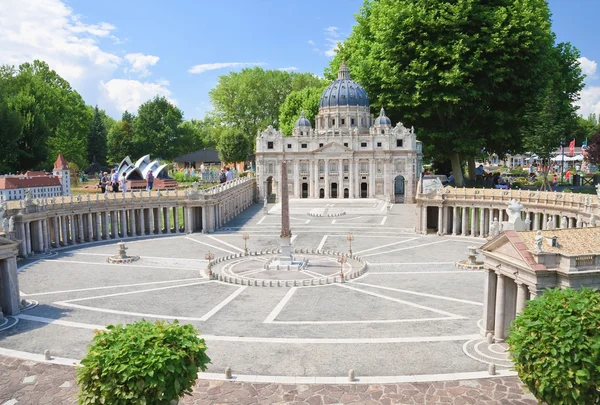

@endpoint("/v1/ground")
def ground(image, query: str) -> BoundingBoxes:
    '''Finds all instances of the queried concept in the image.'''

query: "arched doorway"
[319,188,325,199]
[301,183,309,198]
[331,183,338,198]
[344,188,349,198]
[394,175,405,203]
[360,183,368,198]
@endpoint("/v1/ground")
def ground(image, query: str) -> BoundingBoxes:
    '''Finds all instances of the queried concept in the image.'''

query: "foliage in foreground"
[77,320,210,405]
[507,288,600,405]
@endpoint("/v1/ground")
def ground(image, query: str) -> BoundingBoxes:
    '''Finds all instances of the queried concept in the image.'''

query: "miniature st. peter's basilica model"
[255,61,422,203]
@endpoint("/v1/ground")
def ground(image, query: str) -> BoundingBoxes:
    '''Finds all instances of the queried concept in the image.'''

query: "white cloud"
[307,40,315,46]
[577,85,600,117]
[312,26,342,57]
[278,67,298,72]
[124,53,160,77]
[0,0,122,86]
[324,26,340,38]
[188,62,266,74]
[100,79,174,113]
[578,57,597,79]
[324,38,341,57]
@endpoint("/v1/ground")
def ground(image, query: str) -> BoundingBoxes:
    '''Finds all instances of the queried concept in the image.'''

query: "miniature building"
[116,155,176,189]
[480,227,600,341]
[255,61,422,202]
[173,149,221,170]
[0,154,71,201]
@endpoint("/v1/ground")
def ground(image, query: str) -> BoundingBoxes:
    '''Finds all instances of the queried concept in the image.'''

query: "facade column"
[42,219,49,252]
[17,223,26,256]
[452,206,459,235]
[120,210,127,237]
[383,158,389,199]
[53,217,60,247]
[149,208,155,234]
[140,209,146,236]
[184,207,191,233]
[78,215,85,243]
[482,269,497,336]
[61,216,68,245]
[349,159,355,198]
[437,206,444,235]
[483,209,490,237]
[338,158,344,198]
[313,159,319,198]
[174,207,180,233]
[165,207,171,233]
[369,158,375,197]
[324,159,330,198]
[533,212,539,230]
[68,216,76,244]
[494,273,506,341]
[110,211,117,238]
[24,222,32,254]
[470,207,477,237]
[130,209,137,236]
[201,206,208,233]
[95,213,102,241]
[294,160,300,198]
[0,257,20,315]
[34,221,43,252]
[461,207,468,236]
[420,206,427,234]
[515,283,529,315]
[87,213,94,242]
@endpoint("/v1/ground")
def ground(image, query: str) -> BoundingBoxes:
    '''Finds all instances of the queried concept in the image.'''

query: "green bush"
[507,288,600,405]
[77,320,210,405]
[511,181,522,189]
[172,172,200,183]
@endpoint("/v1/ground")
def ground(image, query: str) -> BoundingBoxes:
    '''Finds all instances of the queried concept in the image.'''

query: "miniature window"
[287,144,292,149]
[396,139,403,147]
[341,119,345,125]
[344,143,348,147]
[267,142,274,149]
[332,119,335,126]
[361,142,367,147]
[351,118,355,126]
[301,144,307,149]
[319,143,324,147]
[377,142,382,147]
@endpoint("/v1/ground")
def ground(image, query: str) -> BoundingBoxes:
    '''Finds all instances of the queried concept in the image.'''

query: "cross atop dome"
[337,60,351,80]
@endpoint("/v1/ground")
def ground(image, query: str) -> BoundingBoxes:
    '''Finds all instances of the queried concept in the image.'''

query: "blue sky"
[1,0,598,120]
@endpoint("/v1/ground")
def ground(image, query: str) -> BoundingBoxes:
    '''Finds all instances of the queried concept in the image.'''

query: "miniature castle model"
[255,61,423,203]
[0,154,71,201]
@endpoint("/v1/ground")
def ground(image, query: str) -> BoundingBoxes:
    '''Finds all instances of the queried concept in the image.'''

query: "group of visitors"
[99,169,154,193]
[219,166,233,184]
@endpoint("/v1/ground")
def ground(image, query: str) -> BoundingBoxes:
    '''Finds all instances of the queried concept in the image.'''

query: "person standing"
[100,172,110,193]
[219,167,227,184]
[146,169,154,190]
[225,166,233,182]
[111,169,119,192]
[120,172,128,194]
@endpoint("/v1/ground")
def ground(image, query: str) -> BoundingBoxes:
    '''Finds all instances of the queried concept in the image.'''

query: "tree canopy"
[278,85,327,136]
[217,127,251,164]
[88,106,108,166]
[328,0,583,186]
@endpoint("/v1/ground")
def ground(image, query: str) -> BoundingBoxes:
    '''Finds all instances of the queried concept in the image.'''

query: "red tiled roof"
[24,171,49,177]
[54,154,69,170]
[503,231,547,271]
[0,176,61,190]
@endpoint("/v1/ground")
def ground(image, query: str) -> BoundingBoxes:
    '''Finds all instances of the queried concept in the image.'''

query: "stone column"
[349,159,355,198]
[95,213,102,241]
[140,209,146,236]
[313,159,319,198]
[533,212,539,230]
[479,208,485,238]
[25,222,32,254]
[110,211,117,239]
[165,207,171,233]
[420,206,427,234]
[17,223,26,256]
[183,207,191,233]
[383,158,389,199]
[437,206,444,236]
[470,207,477,237]
[369,158,375,197]
[483,209,490,237]
[494,273,506,341]
[482,269,497,336]
[201,206,208,233]
[101,212,109,239]
[61,216,68,245]
[461,207,468,236]
[174,207,180,233]
[53,217,60,247]
[87,213,94,242]
[119,210,127,237]
[78,215,85,243]
[294,160,300,198]
[324,159,330,198]
[515,283,529,314]
[149,207,155,234]
[36,220,43,252]
[130,209,137,236]
[338,158,344,198]
[42,219,49,252]
[452,206,459,235]
[0,257,20,315]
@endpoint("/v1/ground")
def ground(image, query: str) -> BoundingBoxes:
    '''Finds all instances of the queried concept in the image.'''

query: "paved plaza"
[0,199,536,403]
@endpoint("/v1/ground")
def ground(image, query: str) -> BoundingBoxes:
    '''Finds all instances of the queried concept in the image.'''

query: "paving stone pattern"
[0,356,540,405]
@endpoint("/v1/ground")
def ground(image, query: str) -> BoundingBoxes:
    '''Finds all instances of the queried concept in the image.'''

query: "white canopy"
[551,154,584,162]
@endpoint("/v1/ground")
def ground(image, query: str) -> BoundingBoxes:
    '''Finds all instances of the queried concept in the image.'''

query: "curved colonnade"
[4,177,256,258]
[416,187,597,237]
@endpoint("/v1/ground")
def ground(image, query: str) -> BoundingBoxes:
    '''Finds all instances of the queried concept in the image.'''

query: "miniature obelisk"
[279,159,293,262]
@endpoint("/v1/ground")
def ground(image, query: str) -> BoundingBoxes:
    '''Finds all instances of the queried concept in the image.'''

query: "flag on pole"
[569,139,575,156]
[581,138,587,151]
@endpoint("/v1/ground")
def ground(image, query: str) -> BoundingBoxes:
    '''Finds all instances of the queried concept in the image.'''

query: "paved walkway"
[0,356,539,405]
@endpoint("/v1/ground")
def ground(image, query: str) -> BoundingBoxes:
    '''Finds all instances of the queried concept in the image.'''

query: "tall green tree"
[107,111,136,164]
[88,106,108,166]
[0,96,23,173]
[209,68,325,144]
[217,128,251,164]
[133,96,185,160]
[523,42,584,189]
[328,0,570,186]
[278,85,327,136]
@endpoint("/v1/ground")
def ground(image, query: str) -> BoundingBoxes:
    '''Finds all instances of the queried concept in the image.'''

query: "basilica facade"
[255,62,422,203]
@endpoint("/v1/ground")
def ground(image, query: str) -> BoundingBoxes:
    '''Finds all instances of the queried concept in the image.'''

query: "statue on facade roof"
[2,217,8,233]
[24,189,33,206]
[535,231,543,253]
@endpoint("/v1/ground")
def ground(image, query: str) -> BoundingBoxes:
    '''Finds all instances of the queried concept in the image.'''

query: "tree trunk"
[540,160,552,191]
[450,153,464,187]
[467,156,476,180]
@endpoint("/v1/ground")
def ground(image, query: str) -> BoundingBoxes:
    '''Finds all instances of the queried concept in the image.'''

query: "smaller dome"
[294,111,311,128]
[374,107,391,126]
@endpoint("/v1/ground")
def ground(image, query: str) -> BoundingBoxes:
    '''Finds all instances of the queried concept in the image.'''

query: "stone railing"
[0,177,256,258]
[416,185,598,237]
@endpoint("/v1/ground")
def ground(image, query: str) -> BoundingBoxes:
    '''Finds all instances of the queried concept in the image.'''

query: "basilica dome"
[319,61,369,108]
[294,111,311,128]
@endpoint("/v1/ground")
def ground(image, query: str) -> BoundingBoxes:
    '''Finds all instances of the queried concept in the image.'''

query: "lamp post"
[242,234,249,255]
[205,251,214,278]
[337,254,347,283]
[347,233,354,256]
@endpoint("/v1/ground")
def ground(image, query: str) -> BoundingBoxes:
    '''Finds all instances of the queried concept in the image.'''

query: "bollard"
[488,363,496,375]
[486,333,494,344]
[348,369,355,382]
[225,367,232,379]
[44,349,51,361]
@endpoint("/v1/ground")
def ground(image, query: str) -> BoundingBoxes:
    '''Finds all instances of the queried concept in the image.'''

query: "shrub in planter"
[77,320,210,405]
[507,288,600,405]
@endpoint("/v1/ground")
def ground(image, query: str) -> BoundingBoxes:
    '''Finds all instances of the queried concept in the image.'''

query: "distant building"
[255,62,422,202]
[173,149,221,170]
[116,155,176,189]
[0,154,71,201]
